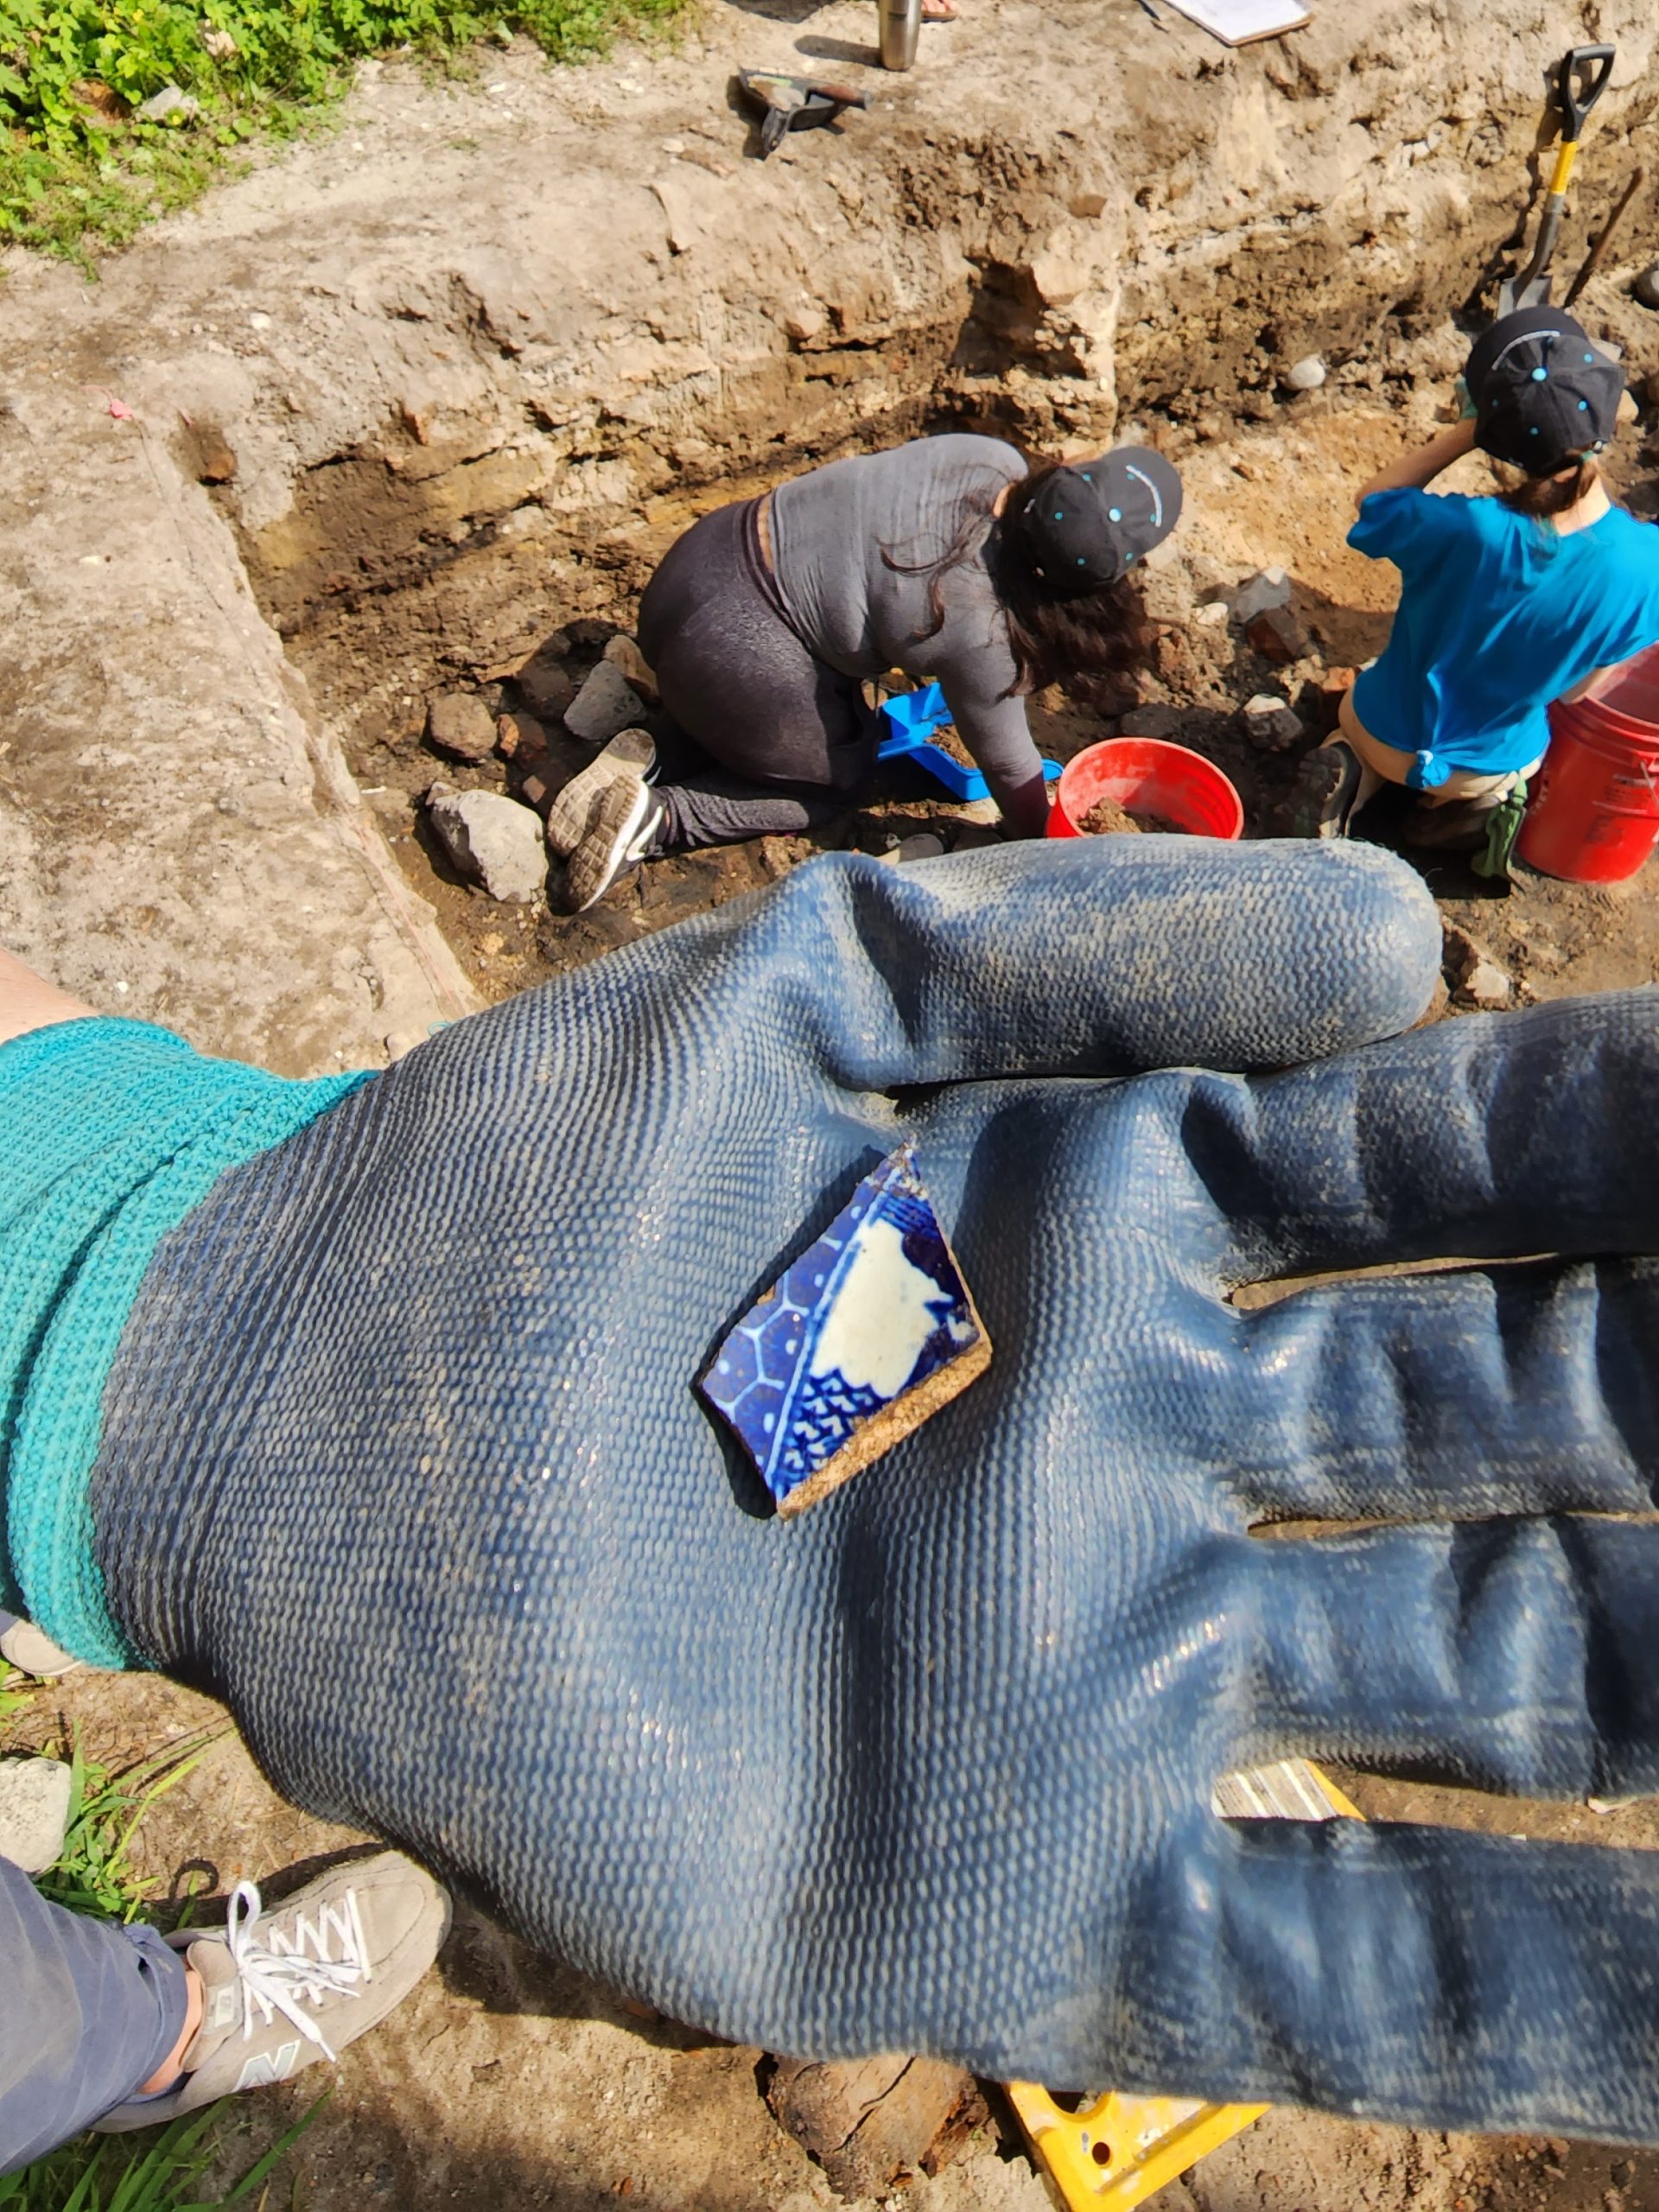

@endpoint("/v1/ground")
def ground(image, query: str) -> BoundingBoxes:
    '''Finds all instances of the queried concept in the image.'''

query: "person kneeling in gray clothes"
[549,434,1184,912]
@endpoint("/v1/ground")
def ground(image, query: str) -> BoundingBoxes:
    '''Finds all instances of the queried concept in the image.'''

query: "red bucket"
[1518,644,1659,884]
[1048,738,1245,842]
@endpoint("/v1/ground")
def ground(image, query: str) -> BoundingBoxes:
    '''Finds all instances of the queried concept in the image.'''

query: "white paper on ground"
[1164,0,1309,42]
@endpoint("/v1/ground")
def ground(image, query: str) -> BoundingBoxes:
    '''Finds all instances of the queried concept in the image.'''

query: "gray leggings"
[1,1854,188,2171]
[637,499,881,849]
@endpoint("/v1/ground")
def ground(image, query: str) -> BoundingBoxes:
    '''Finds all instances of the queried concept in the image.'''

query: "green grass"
[0,0,691,264]
[1,1713,324,2210]
[0,1660,35,1729]
[0,2098,323,2212]
[33,1726,224,1923]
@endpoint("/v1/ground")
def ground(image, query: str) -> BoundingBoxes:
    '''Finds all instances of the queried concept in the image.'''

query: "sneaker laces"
[224,1878,373,2064]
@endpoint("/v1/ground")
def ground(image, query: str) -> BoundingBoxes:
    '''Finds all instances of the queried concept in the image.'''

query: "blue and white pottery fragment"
[700,1144,991,1516]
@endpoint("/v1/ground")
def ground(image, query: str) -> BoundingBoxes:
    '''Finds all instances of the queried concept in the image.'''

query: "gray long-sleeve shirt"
[769,435,1048,830]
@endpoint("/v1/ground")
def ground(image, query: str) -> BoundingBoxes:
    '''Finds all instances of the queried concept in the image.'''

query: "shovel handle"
[1554,44,1615,146]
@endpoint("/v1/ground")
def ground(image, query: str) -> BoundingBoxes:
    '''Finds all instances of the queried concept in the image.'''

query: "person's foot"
[544,729,657,858]
[559,776,664,913]
[921,0,957,17]
[1400,792,1504,854]
[1286,741,1364,838]
[94,1852,449,2132]
[0,1611,79,1678]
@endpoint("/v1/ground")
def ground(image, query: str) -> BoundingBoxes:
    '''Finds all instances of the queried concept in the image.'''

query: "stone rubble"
[1232,569,1293,626]
[1242,693,1306,753]
[0,1756,73,1876]
[602,632,658,702]
[426,692,499,763]
[564,661,647,746]
[426,786,548,903]
[1443,923,1515,1009]
[1246,605,1312,664]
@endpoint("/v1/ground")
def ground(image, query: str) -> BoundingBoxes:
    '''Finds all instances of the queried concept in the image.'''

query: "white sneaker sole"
[545,729,656,858]
[564,778,661,913]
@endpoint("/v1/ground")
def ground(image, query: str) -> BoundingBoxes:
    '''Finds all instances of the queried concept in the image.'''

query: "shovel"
[1498,44,1617,314]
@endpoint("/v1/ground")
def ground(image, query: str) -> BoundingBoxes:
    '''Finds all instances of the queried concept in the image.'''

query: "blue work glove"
[85,841,1659,2139]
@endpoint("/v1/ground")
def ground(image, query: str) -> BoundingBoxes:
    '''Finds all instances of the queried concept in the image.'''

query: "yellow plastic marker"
[1007,1760,1361,2212]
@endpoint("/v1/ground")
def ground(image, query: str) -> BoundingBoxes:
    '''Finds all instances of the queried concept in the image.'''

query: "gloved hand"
[83,840,1659,2139]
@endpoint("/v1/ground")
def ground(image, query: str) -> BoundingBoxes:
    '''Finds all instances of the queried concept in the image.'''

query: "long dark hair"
[1496,454,1599,521]
[880,461,1151,698]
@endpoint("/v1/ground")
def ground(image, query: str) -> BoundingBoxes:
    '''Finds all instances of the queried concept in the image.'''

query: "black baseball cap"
[1019,448,1184,597]
[1465,308,1624,478]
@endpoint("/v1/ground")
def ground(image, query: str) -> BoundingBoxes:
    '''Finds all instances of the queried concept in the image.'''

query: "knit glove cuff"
[0,1017,370,1666]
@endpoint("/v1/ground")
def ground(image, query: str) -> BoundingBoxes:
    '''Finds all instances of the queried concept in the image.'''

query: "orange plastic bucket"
[1048,738,1245,842]
[1518,644,1659,883]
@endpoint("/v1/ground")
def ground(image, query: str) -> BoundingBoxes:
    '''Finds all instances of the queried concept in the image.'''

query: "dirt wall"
[7,0,1655,763]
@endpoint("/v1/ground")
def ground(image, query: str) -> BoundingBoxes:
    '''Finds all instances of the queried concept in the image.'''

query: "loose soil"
[1077,798,1185,836]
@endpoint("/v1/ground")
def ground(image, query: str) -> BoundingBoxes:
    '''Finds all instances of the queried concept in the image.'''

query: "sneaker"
[0,1612,79,1678]
[544,728,657,857]
[95,1851,449,2132]
[560,776,664,913]
[1400,792,1503,853]
[1292,740,1365,839]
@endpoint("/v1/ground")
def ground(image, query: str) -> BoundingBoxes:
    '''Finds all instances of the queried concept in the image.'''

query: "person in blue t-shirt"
[1308,307,1659,856]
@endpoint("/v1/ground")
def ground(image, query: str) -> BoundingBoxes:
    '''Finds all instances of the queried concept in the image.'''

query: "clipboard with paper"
[1163,0,1309,44]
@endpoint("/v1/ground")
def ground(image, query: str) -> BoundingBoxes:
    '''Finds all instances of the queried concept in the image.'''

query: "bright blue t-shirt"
[1347,488,1659,785]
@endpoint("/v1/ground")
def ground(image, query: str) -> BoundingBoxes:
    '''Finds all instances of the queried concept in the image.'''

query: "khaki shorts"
[1335,691,1542,805]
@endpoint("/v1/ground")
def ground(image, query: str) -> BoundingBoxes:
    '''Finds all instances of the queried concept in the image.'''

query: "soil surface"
[1077,798,1185,836]
[7,0,1659,2207]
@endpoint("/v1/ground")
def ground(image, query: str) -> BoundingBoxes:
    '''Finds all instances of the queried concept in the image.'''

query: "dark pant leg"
[650,774,853,851]
[639,503,879,850]
[0,1857,188,2172]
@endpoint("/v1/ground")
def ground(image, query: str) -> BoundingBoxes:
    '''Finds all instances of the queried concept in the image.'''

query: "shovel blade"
[1497,274,1554,315]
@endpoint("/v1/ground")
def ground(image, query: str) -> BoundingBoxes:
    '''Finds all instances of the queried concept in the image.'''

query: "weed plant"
[0,0,690,262]
[0,2099,321,2212]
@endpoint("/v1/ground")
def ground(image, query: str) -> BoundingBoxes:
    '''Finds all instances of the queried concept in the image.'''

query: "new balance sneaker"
[544,728,657,857]
[559,776,665,913]
[0,1611,79,1678]
[95,1852,449,2132]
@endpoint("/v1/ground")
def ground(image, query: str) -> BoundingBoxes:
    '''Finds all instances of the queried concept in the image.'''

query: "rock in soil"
[1634,264,1659,311]
[565,660,647,746]
[602,632,658,702]
[1247,605,1312,664]
[495,710,549,762]
[1118,703,1185,738]
[426,692,499,762]
[1242,693,1306,752]
[515,647,576,724]
[1459,956,1514,1009]
[761,2053,986,2202]
[136,84,199,123]
[1285,353,1328,391]
[180,417,238,485]
[1443,922,1514,1009]
[1232,567,1293,625]
[427,787,547,903]
[0,1754,73,1874]
[878,831,947,864]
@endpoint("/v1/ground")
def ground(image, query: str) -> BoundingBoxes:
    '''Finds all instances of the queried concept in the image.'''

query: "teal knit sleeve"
[0,1017,372,1669]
